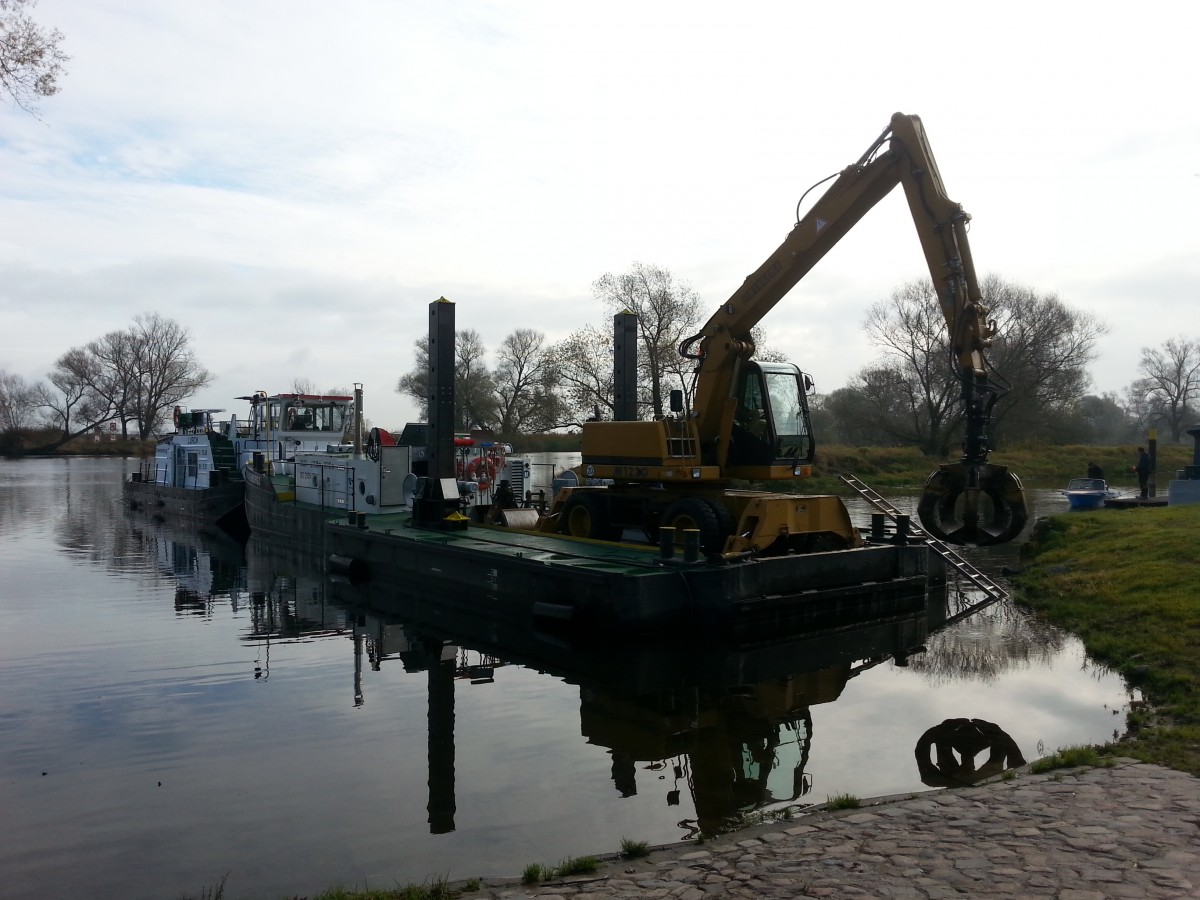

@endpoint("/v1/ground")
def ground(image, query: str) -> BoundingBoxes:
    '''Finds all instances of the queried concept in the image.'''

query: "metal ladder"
[838,473,1009,605]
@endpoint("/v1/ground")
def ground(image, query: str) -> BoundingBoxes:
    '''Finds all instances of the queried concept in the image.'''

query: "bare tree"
[38,347,107,440]
[1127,336,1200,443]
[125,313,213,438]
[493,328,564,435]
[84,329,142,436]
[396,330,497,431]
[396,337,430,419]
[546,325,615,425]
[0,0,69,114]
[982,275,1107,444]
[0,368,39,452]
[1072,392,1137,445]
[592,263,703,419]
[36,314,211,443]
[863,281,962,454]
[844,276,1102,453]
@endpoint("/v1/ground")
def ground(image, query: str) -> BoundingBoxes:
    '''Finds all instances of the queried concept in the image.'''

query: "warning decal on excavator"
[815,217,829,233]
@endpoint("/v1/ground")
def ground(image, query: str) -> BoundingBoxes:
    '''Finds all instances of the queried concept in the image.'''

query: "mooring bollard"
[871,513,886,541]
[658,526,676,561]
[682,528,701,563]
[896,514,910,545]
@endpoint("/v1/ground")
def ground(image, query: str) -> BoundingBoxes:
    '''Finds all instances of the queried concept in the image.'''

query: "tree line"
[395,263,1200,449]
[0,313,211,453]
[5,268,1197,457]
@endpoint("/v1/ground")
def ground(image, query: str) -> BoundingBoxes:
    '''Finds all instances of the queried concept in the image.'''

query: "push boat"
[1061,477,1119,510]
[241,387,537,546]
[124,391,370,532]
[124,408,247,531]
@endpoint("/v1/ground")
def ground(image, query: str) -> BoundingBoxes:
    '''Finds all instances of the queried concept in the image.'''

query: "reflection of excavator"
[546,112,1026,550]
[581,673,832,836]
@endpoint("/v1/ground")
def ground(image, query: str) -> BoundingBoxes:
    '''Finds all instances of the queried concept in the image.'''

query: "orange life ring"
[172,406,182,428]
[465,457,497,489]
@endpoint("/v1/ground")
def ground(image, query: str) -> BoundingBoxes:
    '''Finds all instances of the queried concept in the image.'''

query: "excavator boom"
[681,112,1026,545]
[567,113,1026,552]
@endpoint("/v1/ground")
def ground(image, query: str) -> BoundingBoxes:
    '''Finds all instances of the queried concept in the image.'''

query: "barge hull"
[244,466,334,548]
[325,519,940,635]
[123,478,245,532]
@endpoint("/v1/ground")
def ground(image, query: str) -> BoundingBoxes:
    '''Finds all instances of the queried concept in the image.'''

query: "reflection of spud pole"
[914,718,1025,788]
[427,645,456,834]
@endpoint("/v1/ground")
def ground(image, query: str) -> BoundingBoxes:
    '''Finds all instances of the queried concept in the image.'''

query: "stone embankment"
[464,760,1200,899]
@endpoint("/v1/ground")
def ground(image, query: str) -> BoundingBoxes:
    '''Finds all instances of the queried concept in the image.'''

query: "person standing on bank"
[1134,447,1152,498]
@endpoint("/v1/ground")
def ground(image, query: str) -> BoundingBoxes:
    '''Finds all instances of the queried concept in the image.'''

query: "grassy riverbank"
[1012,503,1200,776]
[805,442,1193,492]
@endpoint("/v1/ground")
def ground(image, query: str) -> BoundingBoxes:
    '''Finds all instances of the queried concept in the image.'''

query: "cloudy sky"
[2,0,1196,429]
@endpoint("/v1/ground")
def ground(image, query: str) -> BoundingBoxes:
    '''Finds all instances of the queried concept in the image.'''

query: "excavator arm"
[682,112,1026,545]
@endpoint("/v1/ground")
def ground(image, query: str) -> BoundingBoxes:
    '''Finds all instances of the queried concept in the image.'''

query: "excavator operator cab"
[729,361,815,469]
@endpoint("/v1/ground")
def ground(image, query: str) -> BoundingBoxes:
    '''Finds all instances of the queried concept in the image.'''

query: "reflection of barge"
[329,573,942,835]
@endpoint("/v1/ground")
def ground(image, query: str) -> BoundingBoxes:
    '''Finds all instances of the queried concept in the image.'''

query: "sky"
[2,0,1197,430]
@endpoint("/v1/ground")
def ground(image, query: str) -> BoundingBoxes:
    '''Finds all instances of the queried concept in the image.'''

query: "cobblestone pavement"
[461,760,1200,899]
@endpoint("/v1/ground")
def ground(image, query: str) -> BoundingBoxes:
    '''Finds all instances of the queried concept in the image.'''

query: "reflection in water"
[0,459,1138,900]
[123,508,1073,838]
[331,572,1009,837]
[910,586,1069,684]
[915,718,1027,787]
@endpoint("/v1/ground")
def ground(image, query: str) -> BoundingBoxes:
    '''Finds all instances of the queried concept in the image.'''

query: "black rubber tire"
[661,497,729,555]
[560,492,620,541]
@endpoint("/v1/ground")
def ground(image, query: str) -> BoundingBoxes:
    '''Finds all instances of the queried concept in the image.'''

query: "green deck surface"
[333,512,683,578]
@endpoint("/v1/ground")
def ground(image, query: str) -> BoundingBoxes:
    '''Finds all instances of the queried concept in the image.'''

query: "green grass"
[521,855,600,885]
[825,793,861,810]
[555,855,599,876]
[308,878,455,900]
[620,837,650,859]
[1028,744,1113,774]
[798,442,1193,493]
[521,863,548,885]
[1014,503,1200,775]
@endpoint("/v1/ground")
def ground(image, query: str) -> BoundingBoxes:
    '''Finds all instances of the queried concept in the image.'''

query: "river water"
[0,456,1133,900]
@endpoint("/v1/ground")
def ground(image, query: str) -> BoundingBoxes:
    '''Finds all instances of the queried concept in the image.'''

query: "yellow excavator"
[541,112,1027,553]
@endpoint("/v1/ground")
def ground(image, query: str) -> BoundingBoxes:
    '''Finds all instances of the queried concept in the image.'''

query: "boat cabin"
[228,392,356,472]
[245,392,353,438]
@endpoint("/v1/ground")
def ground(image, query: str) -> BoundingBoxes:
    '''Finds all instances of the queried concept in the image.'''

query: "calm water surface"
[0,456,1134,900]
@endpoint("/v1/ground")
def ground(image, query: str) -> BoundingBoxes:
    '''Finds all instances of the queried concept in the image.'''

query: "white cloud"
[2,0,1197,430]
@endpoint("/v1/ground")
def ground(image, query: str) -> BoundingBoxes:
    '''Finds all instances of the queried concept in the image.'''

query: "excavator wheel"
[660,497,731,555]
[560,492,622,541]
[917,462,1028,546]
